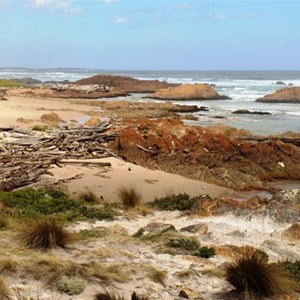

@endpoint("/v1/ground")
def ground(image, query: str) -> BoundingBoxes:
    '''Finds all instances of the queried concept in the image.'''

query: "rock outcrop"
[146,84,230,101]
[232,110,271,115]
[256,87,300,103]
[190,194,300,223]
[110,118,300,190]
[75,74,176,93]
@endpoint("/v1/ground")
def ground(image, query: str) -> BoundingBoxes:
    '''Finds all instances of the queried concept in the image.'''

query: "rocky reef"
[75,74,176,93]
[110,118,300,190]
[256,86,300,103]
[146,83,230,100]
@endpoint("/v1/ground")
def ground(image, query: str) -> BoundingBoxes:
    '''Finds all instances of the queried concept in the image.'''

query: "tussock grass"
[226,253,297,299]
[117,186,142,208]
[95,290,150,300]
[19,218,73,250]
[78,190,100,205]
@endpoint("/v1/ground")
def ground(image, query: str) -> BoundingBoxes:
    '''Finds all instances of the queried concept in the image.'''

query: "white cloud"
[206,13,228,20]
[114,17,127,24]
[33,0,82,13]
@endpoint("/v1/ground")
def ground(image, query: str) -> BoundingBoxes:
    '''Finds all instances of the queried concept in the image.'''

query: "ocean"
[1,68,300,135]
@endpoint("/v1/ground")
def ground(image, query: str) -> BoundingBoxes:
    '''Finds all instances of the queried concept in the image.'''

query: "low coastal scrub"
[117,186,142,208]
[31,125,50,132]
[194,246,216,258]
[0,79,23,87]
[19,218,73,250]
[166,236,200,251]
[0,187,117,221]
[149,193,211,211]
[226,253,296,299]
[56,275,86,295]
[280,260,300,285]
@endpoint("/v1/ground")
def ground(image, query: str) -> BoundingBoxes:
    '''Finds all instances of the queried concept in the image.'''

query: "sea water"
[1,68,299,135]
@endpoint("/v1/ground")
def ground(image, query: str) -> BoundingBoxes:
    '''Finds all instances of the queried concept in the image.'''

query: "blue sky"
[0,0,299,70]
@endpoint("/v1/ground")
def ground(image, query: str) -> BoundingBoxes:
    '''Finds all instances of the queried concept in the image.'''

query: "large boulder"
[146,84,230,101]
[256,87,300,103]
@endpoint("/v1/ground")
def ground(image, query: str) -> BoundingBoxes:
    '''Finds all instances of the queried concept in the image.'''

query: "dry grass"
[226,253,297,299]
[146,266,167,285]
[124,205,153,220]
[117,186,142,208]
[0,277,10,299]
[78,190,100,205]
[19,218,73,250]
[0,257,18,275]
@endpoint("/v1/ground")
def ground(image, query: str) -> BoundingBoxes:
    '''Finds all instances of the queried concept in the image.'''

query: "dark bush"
[194,246,216,258]
[149,193,210,211]
[226,253,296,299]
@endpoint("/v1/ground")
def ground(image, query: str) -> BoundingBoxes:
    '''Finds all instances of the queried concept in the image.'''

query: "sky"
[0,0,299,70]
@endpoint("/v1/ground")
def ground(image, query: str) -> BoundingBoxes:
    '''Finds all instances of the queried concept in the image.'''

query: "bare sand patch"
[50,157,231,203]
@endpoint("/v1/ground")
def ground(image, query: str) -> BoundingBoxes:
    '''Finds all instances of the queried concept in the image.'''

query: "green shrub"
[1,188,80,217]
[0,188,117,221]
[80,204,116,220]
[31,125,49,132]
[57,275,86,295]
[20,218,73,250]
[166,236,200,251]
[255,248,269,263]
[194,246,216,258]
[226,253,296,299]
[150,193,211,211]
[280,260,300,285]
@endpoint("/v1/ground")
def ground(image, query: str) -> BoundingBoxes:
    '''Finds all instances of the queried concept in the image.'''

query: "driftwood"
[0,122,118,191]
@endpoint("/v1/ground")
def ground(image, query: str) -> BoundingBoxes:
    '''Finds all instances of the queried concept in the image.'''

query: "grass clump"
[78,190,100,205]
[31,125,50,132]
[78,228,108,240]
[166,235,200,251]
[57,275,86,295]
[146,266,167,285]
[194,246,216,258]
[149,193,210,211]
[117,186,142,208]
[226,253,296,299]
[19,218,73,250]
